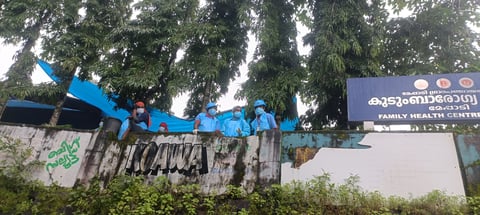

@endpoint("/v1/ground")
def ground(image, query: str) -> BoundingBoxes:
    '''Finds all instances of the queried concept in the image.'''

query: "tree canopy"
[1,0,479,129]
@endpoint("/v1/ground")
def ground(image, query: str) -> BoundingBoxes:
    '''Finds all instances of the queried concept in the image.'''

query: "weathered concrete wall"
[0,123,280,194]
[2,123,477,197]
[281,132,465,198]
[455,134,480,193]
[0,124,95,187]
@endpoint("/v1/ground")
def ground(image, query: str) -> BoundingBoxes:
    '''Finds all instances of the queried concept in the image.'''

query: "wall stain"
[294,147,319,168]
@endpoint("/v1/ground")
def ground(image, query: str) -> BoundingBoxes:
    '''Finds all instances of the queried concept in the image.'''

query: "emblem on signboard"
[459,77,474,88]
[436,78,451,89]
[414,79,429,90]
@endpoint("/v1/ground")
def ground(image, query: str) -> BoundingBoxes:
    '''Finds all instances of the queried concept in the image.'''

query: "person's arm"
[241,119,251,136]
[215,119,223,137]
[194,119,200,129]
[267,114,278,130]
[220,119,227,135]
[193,114,201,134]
[128,109,137,120]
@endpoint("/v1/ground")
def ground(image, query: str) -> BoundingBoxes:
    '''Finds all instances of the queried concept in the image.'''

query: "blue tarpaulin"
[37,59,298,132]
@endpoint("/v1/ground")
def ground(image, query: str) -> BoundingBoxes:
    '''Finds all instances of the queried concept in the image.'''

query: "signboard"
[347,73,480,123]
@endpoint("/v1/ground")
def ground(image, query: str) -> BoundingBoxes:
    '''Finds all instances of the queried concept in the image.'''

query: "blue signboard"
[347,73,480,123]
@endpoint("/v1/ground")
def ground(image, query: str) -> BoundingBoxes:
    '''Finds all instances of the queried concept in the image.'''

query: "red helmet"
[135,101,145,108]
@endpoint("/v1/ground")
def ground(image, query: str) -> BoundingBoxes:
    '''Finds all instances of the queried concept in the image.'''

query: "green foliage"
[236,0,304,121]
[180,0,251,117]
[96,0,196,112]
[383,0,480,76]
[0,136,69,214]
[467,196,480,215]
[300,0,387,130]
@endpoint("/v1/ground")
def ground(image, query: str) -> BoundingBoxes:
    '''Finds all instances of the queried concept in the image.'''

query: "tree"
[300,0,387,130]
[0,0,132,126]
[236,0,303,121]
[383,0,480,76]
[39,0,132,126]
[0,0,53,119]
[178,0,251,118]
[96,0,197,112]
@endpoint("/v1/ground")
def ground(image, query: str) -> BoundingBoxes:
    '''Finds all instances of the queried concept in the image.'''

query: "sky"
[0,29,311,119]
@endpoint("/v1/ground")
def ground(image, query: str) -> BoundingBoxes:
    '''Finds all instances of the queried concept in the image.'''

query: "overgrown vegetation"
[1,136,479,214]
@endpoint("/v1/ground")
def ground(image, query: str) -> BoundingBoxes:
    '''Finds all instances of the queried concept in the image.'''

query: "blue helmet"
[206,102,217,110]
[254,99,266,108]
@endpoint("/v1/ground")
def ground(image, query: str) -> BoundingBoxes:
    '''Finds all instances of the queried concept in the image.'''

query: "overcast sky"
[0,26,310,119]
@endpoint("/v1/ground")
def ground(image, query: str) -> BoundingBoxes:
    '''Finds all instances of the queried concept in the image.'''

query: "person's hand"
[193,129,198,134]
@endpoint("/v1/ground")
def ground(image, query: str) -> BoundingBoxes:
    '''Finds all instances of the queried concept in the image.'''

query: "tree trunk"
[48,68,75,126]
[49,98,66,126]
[202,80,213,112]
[0,96,6,121]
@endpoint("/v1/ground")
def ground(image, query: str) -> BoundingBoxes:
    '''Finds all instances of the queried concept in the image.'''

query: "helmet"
[254,100,266,108]
[135,101,145,108]
[206,102,217,110]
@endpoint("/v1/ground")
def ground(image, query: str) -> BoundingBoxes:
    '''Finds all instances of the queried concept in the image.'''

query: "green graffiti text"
[46,137,81,172]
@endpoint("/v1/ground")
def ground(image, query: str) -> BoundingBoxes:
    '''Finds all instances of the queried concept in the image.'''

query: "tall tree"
[179,0,251,118]
[0,0,132,125]
[383,0,480,75]
[96,0,197,112]
[0,0,53,119]
[300,0,387,130]
[236,0,303,121]
[40,0,132,126]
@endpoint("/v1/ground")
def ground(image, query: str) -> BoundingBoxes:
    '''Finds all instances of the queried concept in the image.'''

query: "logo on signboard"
[459,77,474,88]
[436,78,451,89]
[414,79,429,90]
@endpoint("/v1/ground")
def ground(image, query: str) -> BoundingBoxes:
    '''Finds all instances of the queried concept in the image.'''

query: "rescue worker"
[221,106,250,137]
[117,101,151,140]
[193,102,221,136]
[251,99,277,135]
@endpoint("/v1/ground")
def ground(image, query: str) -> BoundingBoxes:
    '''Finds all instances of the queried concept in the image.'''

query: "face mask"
[208,108,217,116]
[233,111,242,118]
[137,108,145,114]
[255,107,265,115]
[159,127,166,132]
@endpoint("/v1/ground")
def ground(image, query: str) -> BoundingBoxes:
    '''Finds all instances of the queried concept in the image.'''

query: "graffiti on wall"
[46,137,81,172]
[126,138,253,177]
[126,141,208,176]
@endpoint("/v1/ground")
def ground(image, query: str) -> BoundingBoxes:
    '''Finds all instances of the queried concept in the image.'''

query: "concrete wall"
[3,123,480,197]
[0,123,280,194]
[281,132,466,198]
[0,124,95,187]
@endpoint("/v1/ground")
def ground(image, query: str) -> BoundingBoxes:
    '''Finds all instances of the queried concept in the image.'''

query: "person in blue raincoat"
[193,102,222,136]
[251,100,277,135]
[221,106,250,137]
